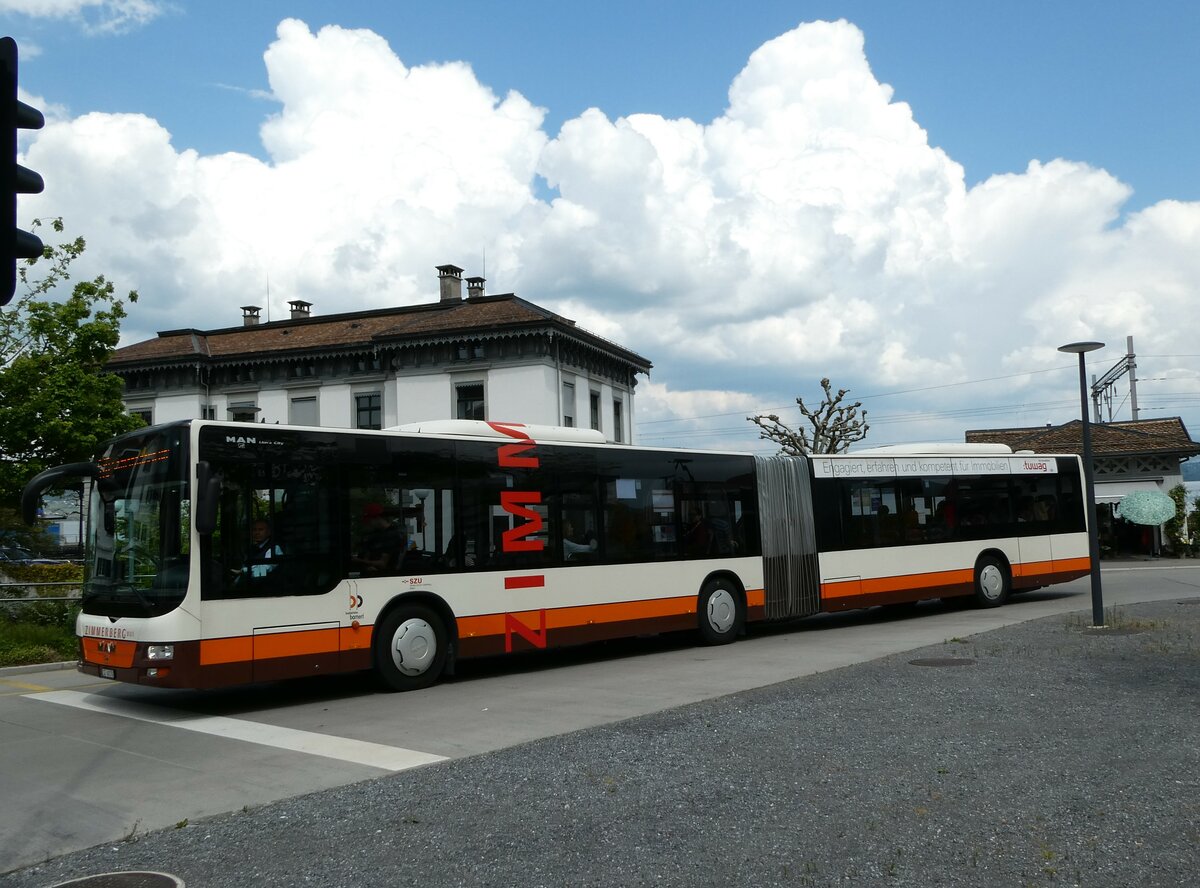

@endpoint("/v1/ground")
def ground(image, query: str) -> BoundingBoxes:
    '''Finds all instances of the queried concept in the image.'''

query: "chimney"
[288,299,312,320]
[241,305,261,327]
[437,264,464,302]
[466,276,485,299]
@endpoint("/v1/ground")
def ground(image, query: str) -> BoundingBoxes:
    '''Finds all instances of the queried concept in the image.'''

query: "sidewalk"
[5,596,1198,888]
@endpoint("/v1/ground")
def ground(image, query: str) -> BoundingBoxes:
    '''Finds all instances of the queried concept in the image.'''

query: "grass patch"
[1066,606,1167,632]
[0,618,78,667]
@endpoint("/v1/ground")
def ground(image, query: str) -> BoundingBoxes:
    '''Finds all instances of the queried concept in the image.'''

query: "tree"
[748,377,869,455]
[0,218,141,506]
[1163,483,1188,554]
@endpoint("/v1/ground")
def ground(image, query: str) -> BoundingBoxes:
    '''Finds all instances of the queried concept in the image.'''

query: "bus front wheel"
[697,578,743,645]
[973,556,1011,608]
[374,604,448,691]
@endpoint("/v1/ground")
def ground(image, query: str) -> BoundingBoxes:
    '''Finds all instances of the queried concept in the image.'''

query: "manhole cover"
[908,657,976,667]
[48,873,184,888]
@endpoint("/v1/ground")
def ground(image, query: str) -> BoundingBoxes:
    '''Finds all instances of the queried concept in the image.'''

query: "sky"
[2,0,1199,454]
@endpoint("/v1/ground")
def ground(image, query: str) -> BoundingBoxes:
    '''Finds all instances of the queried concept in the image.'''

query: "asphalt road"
[2,560,1199,885]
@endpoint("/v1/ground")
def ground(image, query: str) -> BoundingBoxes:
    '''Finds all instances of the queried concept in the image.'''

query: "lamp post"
[1058,340,1105,627]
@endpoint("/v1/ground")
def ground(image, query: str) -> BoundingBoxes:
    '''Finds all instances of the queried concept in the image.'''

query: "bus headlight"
[146,644,175,661]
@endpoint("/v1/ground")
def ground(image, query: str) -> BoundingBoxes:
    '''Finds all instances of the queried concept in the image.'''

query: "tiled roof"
[109,294,651,371]
[966,418,1200,458]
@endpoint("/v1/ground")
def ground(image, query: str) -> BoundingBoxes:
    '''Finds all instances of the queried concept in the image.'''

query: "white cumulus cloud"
[16,17,1200,449]
[0,0,166,33]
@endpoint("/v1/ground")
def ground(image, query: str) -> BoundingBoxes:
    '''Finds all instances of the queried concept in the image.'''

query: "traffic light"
[0,36,44,306]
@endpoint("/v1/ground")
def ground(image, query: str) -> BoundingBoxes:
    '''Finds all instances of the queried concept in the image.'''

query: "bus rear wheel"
[374,604,448,691]
[973,555,1011,608]
[697,578,743,645]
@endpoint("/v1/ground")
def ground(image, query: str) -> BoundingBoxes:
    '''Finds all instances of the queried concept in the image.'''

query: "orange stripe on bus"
[253,628,340,661]
[823,559,1092,599]
[458,595,693,639]
[1013,557,1091,578]
[200,636,253,665]
[197,586,769,664]
[340,624,373,651]
[456,589,766,640]
[822,569,972,599]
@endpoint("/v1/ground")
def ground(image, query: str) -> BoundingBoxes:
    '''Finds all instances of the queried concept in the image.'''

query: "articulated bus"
[22,419,1091,691]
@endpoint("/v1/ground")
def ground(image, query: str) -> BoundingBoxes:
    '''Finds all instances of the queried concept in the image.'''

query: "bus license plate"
[100,668,115,679]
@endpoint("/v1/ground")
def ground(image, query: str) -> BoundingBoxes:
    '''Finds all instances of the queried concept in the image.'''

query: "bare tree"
[748,377,869,455]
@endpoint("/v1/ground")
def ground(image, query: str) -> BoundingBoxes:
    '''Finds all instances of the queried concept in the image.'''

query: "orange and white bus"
[23,420,1090,691]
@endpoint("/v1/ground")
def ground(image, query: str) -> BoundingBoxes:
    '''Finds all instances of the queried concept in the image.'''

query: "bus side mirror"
[195,461,221,535]
[21,462,98,525]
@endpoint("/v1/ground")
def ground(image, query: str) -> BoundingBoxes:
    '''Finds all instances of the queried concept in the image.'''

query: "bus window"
[596,450,682,562]
[841,479,900,549]
[205,462,340,600]
[1055,459,1086,534]
[955,476,1014,540]
[346,455,456,576]
[454,439,553,572]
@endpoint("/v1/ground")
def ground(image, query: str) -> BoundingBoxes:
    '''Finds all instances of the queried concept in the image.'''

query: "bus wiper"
[110,581,153,609]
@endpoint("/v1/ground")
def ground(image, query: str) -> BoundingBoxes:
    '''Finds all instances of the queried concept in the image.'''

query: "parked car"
[0,546,69,565]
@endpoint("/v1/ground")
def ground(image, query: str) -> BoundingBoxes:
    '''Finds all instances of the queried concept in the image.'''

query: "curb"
[0,660,76,677]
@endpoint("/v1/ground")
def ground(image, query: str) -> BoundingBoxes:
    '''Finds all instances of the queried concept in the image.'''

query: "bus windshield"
[84,425,191,618]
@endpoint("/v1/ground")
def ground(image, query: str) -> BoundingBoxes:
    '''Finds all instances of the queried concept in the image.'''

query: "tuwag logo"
[1022,460,1050,472]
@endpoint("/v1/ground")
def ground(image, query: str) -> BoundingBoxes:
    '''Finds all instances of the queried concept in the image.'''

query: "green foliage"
[0,218,143,507]
[748,377,870,455]
[1,560,83,586]
[1164,484,1188,554]
[0,619,78,667]
[0,559,81,664]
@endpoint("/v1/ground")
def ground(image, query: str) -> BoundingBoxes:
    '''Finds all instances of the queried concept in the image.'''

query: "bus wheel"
[973,556,1011,608]
[374,605,447,691]
[697,578,743,645]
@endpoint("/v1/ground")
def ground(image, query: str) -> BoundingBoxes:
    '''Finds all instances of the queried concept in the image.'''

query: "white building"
[109,265,652,442]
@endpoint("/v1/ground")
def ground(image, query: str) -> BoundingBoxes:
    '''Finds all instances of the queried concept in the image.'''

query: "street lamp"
[1058,340,1105,627]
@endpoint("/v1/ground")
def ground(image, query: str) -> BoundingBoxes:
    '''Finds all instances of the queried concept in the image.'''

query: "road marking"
[26,690,448,772]
[0,678,54,693]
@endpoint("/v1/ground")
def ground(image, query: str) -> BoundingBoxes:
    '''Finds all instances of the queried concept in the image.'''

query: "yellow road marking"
[0,677,55,692]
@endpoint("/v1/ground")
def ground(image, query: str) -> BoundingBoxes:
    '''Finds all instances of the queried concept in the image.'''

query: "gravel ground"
[5,598,1199,888]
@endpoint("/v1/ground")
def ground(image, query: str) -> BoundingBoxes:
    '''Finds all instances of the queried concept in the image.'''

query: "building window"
[290,396,319,426]
[456,383,485,420]
[613,398,624,443]
[590,391,601,431]
[130,408,153,426]
[201,405,216,420]
[562,381,575,427]
[356,392,382,430]
[229,401,259,423]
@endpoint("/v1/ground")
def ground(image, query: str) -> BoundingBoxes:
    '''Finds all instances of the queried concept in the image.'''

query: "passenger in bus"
[683,511,713,556]
[352,503,407,574]
[563,520,597,560]
[238,519,283,582]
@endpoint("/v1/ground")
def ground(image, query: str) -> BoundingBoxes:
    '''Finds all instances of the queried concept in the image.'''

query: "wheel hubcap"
[707,589,736,633]
[391,618,436,676]
[979,564,1004,600]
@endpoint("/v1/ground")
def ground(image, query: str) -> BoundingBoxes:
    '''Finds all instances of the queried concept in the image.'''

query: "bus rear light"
[146,644,175,661]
